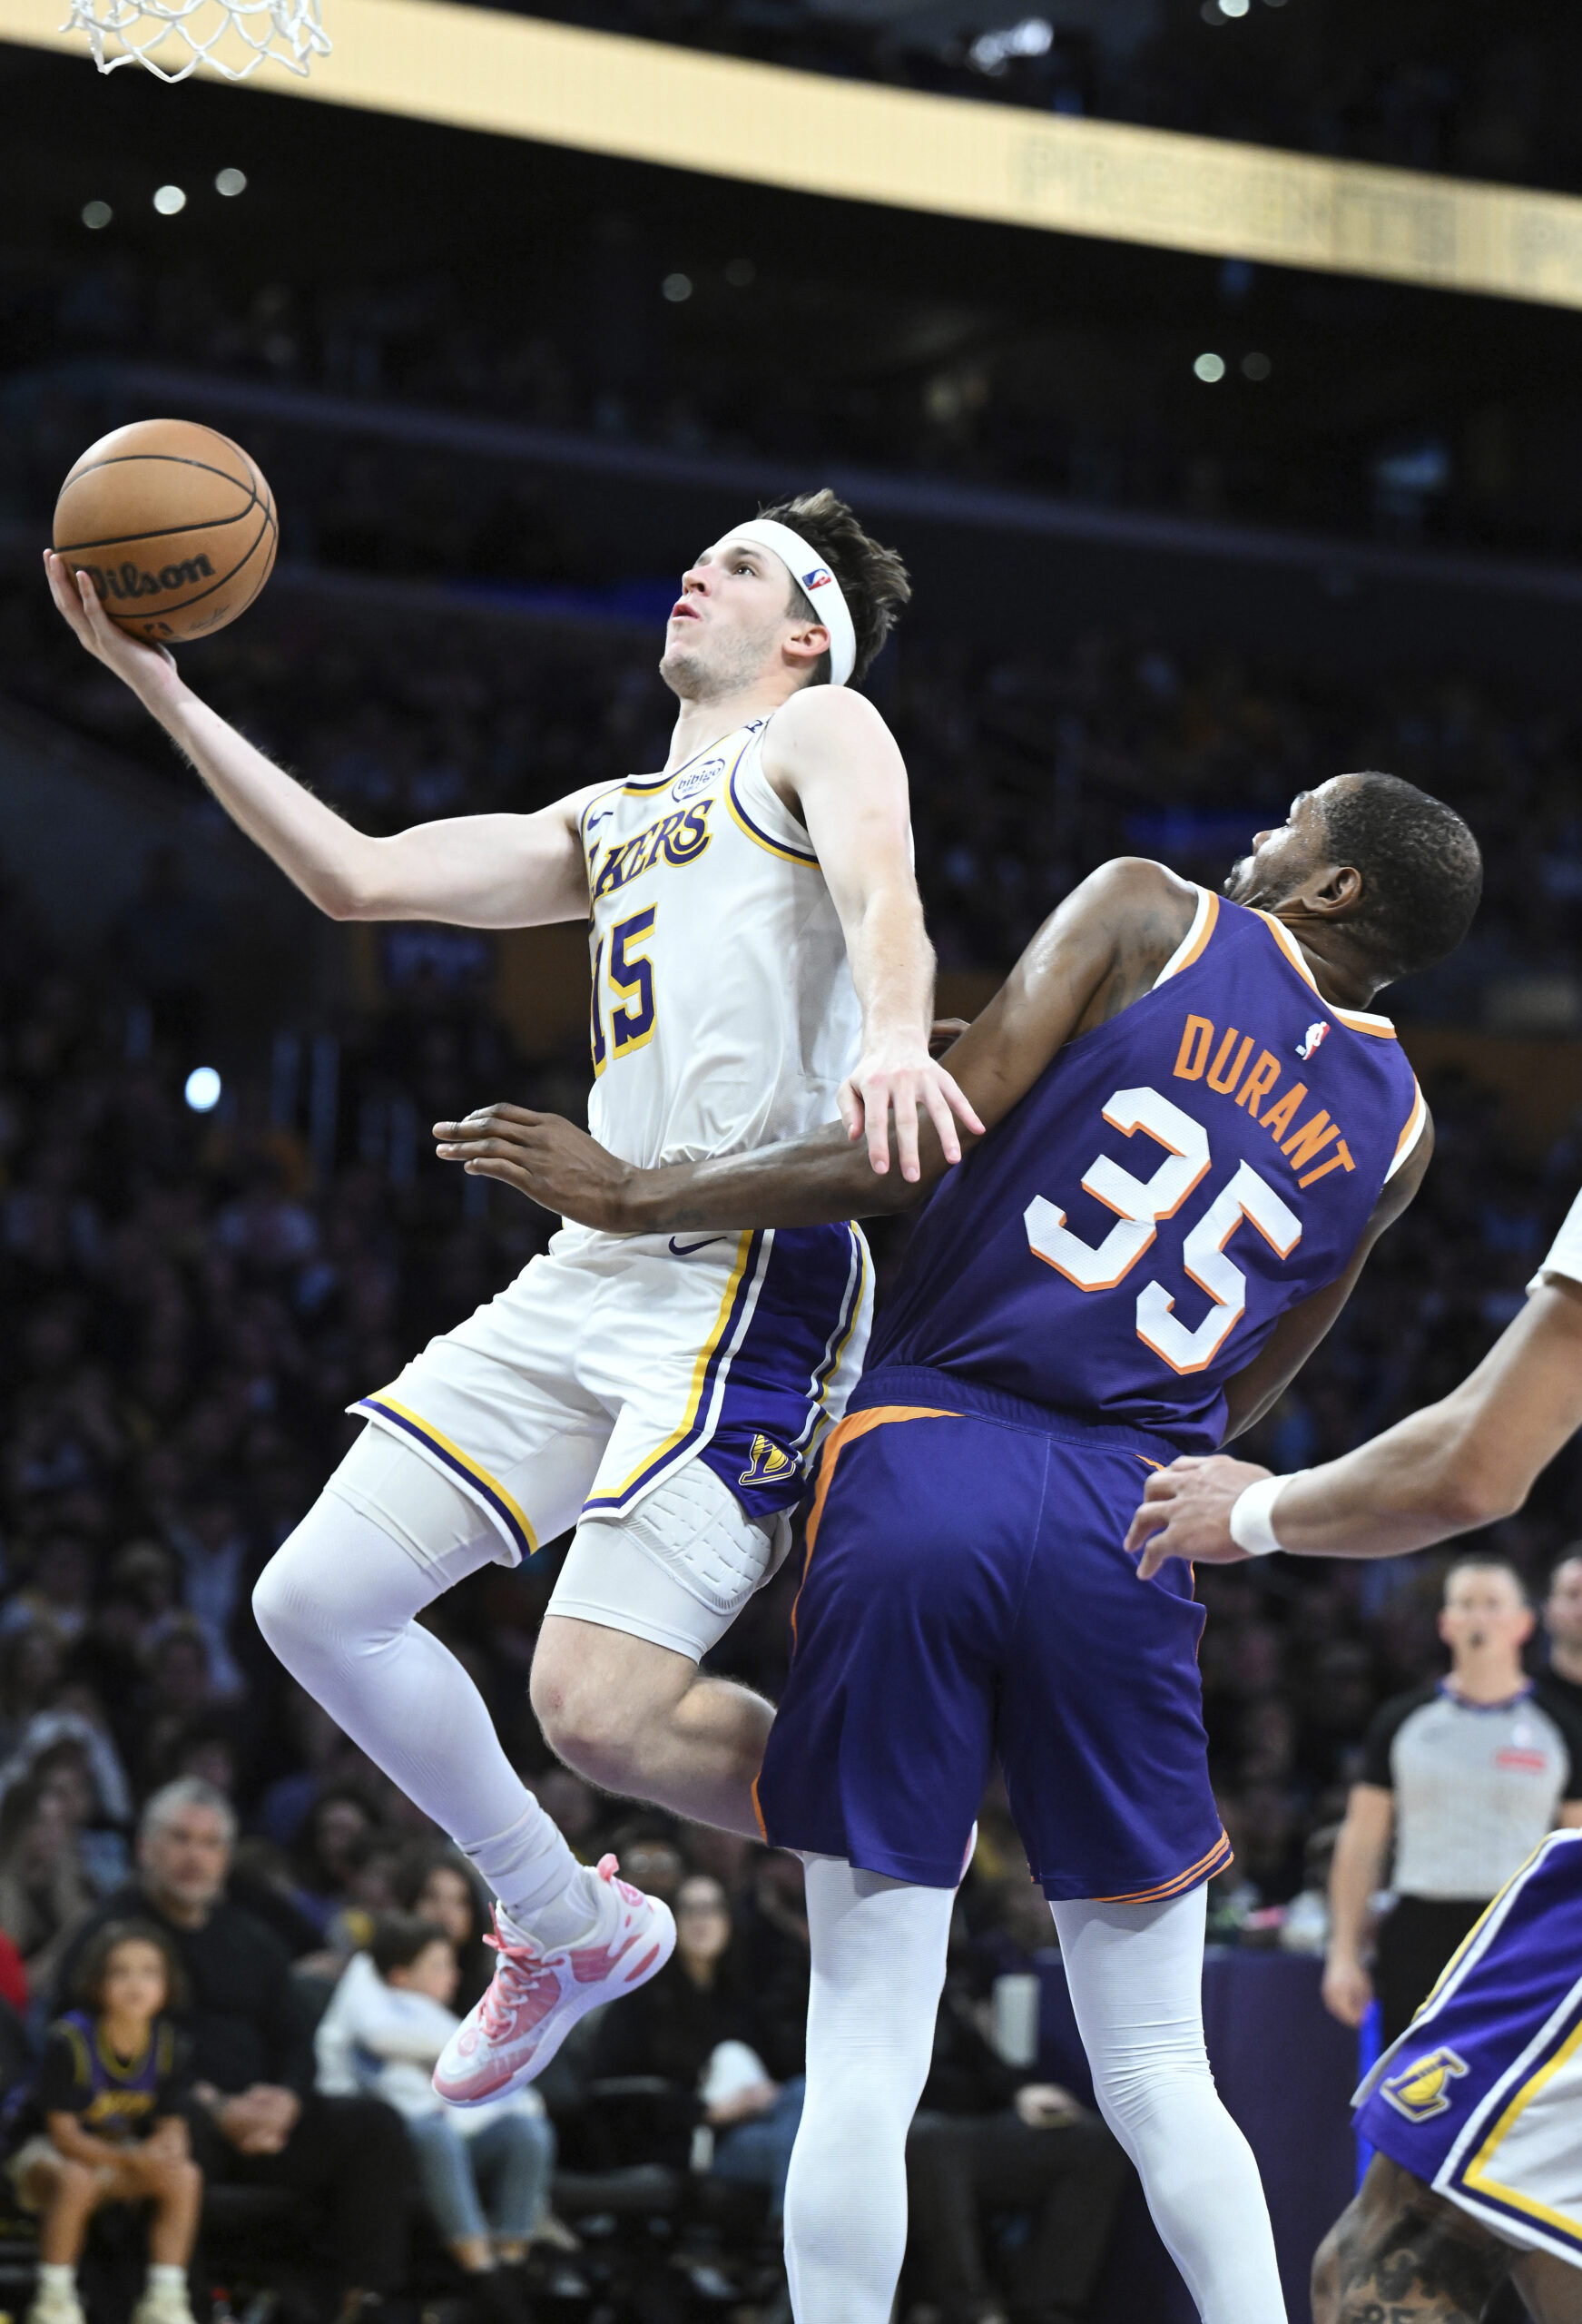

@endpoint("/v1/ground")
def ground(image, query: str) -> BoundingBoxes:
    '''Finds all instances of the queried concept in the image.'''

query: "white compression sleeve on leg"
[1051,1886,1287,2324]
[784,1860,954,2324]
[252,1433,597,1943]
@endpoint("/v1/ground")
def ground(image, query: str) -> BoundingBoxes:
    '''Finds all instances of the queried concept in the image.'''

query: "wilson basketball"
[53,418,278,645]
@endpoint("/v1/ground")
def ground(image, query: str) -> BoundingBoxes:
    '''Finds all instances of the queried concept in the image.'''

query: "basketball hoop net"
[64,0,330,80]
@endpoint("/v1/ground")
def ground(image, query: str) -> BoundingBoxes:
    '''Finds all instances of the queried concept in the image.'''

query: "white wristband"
[1228,1472,1302,1557]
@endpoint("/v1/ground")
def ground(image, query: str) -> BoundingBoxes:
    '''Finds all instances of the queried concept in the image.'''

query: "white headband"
[730,518,856,688]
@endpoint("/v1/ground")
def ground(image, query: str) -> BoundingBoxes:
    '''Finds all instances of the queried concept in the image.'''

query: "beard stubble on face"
[660,610,783,704]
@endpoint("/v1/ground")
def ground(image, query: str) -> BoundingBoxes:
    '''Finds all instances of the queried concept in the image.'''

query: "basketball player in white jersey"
[44,492,979,2103]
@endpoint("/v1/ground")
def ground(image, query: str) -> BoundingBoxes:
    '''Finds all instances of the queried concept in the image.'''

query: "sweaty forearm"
[620,1122,926,1232]
[156,687,378,919]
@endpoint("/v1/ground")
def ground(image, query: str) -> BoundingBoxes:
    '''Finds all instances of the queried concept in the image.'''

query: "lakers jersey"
[580,719,860,1170]
[870,885,1427,1451]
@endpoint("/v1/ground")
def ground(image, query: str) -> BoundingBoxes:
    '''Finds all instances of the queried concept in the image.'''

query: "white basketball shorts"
[349,1216,871,1569]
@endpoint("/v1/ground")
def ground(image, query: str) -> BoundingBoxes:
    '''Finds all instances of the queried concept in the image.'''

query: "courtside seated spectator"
[1324,1557,1582,2043]
[594,1873,805,2222]
[8,1922,199,2324]
[393,1846,494,2015]
[55,1779,412,2324]
[316,1913,555,2322]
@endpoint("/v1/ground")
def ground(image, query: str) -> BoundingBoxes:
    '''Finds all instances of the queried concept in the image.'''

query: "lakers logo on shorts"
[1381,2047,1470,2123]
[740,1433,799,1489]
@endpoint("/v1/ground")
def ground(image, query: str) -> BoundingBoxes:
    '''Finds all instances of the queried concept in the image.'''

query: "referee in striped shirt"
[1322,1554,1582,2042]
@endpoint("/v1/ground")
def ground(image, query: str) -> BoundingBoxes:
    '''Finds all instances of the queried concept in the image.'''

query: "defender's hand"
[44,549,185,707]
[435,1105,638,1229]
[837,1036,985,1183]
[1125,1455,1274,1579]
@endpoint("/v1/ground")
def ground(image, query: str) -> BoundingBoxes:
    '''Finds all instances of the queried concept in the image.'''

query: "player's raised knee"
[250,1546,306,1659]
[529,1662,639,1785]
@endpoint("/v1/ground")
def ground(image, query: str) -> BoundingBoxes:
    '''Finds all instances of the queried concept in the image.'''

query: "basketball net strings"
[64,0,330,81]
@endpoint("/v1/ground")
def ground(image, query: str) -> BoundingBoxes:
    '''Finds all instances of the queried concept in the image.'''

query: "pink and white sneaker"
[432,1855,675,2105]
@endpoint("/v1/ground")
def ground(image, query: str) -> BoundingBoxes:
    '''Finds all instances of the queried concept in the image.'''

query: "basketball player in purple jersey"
[437,771,1481,2324]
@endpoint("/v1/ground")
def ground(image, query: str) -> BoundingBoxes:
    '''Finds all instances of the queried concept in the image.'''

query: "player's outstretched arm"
[435,858,1199,1226]
[763,688,985,1183]
[44,550,594,930]
[1126,1272,1582,1577]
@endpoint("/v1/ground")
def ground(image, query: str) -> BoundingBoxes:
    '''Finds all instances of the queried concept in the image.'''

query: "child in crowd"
[316,1914,558,2321]
[7,1921,199,2324]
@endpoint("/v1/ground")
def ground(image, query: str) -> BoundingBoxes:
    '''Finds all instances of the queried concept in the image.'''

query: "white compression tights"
[251,1443,597,1943]
[785,1863,1286,2324]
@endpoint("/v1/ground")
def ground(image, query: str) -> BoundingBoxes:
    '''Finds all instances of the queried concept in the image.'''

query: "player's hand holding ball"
[1125,1453,1274,1578]
[44,547,186,708]
[45,417,277,708]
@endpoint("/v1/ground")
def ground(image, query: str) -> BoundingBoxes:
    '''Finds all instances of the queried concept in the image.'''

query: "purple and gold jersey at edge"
[1353,1830,1582,2267]
[870,886,1426,1450]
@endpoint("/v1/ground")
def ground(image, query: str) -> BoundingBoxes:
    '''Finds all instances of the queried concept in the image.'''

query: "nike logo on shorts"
[669,1236,723,1256]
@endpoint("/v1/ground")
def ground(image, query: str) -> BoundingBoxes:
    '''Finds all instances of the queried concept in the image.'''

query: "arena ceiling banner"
[9,0,1582,310]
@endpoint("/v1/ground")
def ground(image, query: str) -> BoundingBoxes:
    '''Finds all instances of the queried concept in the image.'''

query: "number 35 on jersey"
[1025,1086,1300,1376]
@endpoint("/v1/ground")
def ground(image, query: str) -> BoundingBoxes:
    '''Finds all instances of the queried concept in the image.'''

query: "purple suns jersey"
[869,885,1427,1452]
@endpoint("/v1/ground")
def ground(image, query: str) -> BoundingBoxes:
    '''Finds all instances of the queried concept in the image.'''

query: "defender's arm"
[45,551,595,928]
[1218,1117,1434,1441]
[435,859,1198,1226]
[762,686,983,1180]
[1128,1272,1582,1574]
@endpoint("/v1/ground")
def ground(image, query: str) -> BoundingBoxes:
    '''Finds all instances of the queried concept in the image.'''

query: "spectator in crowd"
[56,1778,412,2324]
[0,1537,95,1649]
[729,1851,813,2088]
[595,1872,805,2221]
[316,1913,556,2321]
[0,1777,96,2001]
[904,1926,1129,2324]
[0,1632,65,1764]
[8,1919,200,2324]
[4,1718,133,1899]
[394,1844,493,2014]
[290,1787,382,1938]
[1540,1548,1582,1707]
[1323,1556,1582,2042]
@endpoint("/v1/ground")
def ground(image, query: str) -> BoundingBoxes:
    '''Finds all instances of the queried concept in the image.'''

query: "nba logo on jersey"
[740,1433,798,1488]
[1381,2048,1469,2122]
[801,566,835,592]
[1297,1021,1331,1060]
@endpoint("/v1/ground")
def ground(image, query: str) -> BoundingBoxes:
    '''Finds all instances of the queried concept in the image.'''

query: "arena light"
[184,1065,222,1111]
[9,0,1582,311]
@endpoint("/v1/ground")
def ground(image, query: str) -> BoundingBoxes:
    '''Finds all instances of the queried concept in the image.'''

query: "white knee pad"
[323,1422,507,1573]
[549,1461,773,1662]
